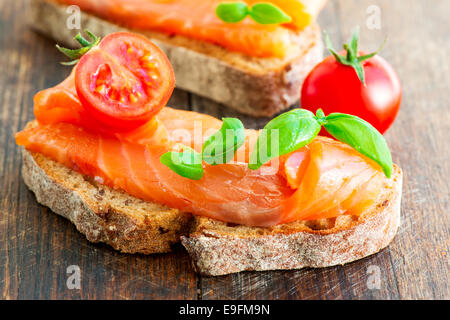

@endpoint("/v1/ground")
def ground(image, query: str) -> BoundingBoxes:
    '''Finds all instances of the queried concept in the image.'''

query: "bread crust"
[28,0,323,117]
[182,166,402,276]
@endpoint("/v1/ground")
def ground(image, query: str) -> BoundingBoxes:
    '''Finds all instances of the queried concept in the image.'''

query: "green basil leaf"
[202,118,245,165]
[323,113,393,178]
[248,3,292,25]
[249,109,320,170]
[160,147,204,180]
[216,2,249,23]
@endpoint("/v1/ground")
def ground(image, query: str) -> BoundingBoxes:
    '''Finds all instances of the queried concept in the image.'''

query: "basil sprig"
[161,109,393,179]
[249,109,320,170]
[323,113,393,177]
[249,3,292,25]
[160,147,204,180]
[215,2,249,23]
[216,2,292,25]
[249,108,393,178]
[160,118,245,179]
[202,118,245,165]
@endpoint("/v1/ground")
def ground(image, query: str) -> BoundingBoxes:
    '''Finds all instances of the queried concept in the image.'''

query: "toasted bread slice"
[21,146,402,275]
[28,0,324,117]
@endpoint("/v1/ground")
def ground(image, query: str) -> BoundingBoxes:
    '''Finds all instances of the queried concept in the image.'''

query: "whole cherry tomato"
[301,30,401,134]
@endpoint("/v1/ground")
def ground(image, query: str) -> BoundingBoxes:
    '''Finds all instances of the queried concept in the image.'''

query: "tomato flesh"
[75,32,175,132]
[301,51,401,135]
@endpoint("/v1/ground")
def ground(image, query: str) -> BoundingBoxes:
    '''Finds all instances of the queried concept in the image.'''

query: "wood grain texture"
[0,0,449,300]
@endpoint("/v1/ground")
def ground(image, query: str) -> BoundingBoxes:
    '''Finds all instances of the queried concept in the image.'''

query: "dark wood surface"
[1,0,448,300]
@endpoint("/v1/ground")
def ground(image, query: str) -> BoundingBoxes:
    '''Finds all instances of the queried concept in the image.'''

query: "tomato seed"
[142,54,153,61]
[129,94,138,103]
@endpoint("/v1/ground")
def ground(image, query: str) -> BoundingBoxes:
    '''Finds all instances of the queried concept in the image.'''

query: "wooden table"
[1,0,448,300]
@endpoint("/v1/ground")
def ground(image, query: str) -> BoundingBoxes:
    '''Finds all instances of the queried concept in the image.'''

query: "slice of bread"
[21,146,402,275]
[28,0,324,117]
[183,165,402,275]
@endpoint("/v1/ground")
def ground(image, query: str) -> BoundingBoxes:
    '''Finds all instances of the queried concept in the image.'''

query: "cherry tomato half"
[75,32,175,131]
[301,50,402,135]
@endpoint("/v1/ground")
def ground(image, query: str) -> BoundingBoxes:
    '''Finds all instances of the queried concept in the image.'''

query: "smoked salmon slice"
[54,0,323,58]
[16,109,385,227]
[16,121,294,226]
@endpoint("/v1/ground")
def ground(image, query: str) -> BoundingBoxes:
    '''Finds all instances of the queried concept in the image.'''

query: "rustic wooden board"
[0,0,448,300]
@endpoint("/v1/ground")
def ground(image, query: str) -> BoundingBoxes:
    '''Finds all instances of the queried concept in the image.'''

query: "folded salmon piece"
[54,0,326,58]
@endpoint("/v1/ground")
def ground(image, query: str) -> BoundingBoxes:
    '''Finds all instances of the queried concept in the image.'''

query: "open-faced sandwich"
[29,0,327,116]
[15,32,402,276]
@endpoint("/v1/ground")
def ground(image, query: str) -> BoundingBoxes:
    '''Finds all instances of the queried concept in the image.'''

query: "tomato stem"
[56,30,101,66]
[324,27,386,86]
